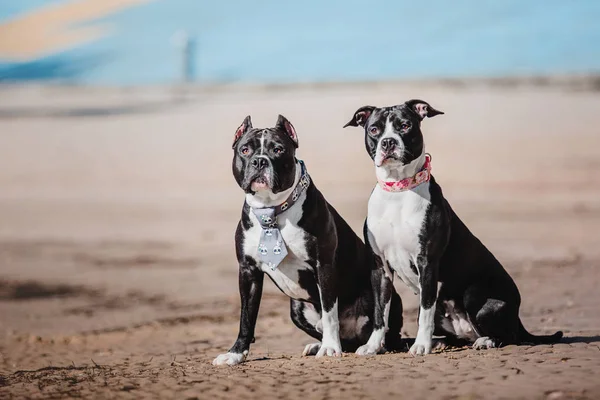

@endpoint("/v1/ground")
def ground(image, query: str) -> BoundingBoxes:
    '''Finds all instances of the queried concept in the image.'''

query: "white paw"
[302,342,321,356]
[472,337,496,350]
[212,351,247,366]
[315,342,341,358]
[409,340,433,356]
[355,343,382,356]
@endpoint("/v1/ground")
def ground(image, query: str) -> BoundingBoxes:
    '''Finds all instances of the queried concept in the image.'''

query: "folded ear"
[343,106,375,128]
[275,114,298,148]
[232,115,252,148]
[404,99,444,120]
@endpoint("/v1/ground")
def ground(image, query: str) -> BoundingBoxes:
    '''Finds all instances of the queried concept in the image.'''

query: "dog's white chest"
[367,184,431,294]
[243,205,313,301]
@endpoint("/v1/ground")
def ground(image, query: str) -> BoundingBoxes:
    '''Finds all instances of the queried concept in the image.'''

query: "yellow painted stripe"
[0,0,152,61]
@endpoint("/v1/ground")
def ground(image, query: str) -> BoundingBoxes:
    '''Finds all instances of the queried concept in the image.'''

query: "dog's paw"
[212,351,247,366]
[315,342,342,358]
[433,339,449,351]
[409,340,433,356]
[355,343,382,356]
[302,342,321,356]
[472,337,496,350]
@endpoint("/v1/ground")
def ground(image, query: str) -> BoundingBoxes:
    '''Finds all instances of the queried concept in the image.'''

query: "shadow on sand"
[559,335,600,344]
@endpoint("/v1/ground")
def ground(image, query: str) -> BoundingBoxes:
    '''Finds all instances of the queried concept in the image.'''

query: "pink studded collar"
[377,154,432,192]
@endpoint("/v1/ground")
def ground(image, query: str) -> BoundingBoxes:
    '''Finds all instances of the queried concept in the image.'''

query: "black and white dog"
[213,115,402,365]
[344,100,562,356]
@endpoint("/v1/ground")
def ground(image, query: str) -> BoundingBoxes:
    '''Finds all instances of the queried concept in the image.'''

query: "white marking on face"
[260,130,266,155]
[374,116,403,167]
[382,116,397,140]
[249,131,270,193]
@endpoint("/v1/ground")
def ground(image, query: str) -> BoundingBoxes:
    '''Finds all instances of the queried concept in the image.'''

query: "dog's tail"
[518,320,563,344]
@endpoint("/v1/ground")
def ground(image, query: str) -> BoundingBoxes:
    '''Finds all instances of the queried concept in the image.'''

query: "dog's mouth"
[376,153,400,167]
[250,175,270,191]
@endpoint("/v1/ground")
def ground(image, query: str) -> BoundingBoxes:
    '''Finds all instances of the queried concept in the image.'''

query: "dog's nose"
[381,138,397,152]
[251,157,269,170]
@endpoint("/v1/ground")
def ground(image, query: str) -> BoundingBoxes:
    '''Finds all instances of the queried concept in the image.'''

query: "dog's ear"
[344,106,375,128]
[275,114,299,148]
[232,115,252,148]
[405,99,444,120]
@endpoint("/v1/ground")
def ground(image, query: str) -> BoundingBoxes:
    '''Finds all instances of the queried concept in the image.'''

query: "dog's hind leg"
[290,299,324,356]
[463,284,520,349]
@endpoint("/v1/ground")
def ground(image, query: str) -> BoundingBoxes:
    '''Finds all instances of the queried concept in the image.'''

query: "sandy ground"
[0,81,599,399]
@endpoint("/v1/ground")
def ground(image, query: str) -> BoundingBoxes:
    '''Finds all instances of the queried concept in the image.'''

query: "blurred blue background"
[0,0,599,85]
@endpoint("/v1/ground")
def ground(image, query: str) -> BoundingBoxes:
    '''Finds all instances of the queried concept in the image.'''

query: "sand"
[0,81,599,399]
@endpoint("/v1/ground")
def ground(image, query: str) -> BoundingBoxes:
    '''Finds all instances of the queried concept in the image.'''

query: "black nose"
[381,138,397,152]
[251,157,269,170]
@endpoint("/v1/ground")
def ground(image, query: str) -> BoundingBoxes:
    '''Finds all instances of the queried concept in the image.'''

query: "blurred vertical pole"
[171,30,197,101]
[183,34,196,84]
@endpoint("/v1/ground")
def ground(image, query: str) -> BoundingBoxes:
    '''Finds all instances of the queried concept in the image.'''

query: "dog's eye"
[400,123,410,130]
[273,147,284,154]
[369,126,379,136]
[240,146,250,155]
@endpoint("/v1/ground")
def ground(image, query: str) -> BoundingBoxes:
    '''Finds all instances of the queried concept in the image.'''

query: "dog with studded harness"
[213,115,403,365]
[344,99,563,356]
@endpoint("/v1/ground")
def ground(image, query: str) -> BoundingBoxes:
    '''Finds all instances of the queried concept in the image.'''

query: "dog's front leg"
[315,258,342,358]
[356,252,393,355]
[410,255,440,356]
[213,261,264,366]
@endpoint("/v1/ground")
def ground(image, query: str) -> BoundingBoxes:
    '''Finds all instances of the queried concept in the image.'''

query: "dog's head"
[232,115,299,194]
[343,100,443,167]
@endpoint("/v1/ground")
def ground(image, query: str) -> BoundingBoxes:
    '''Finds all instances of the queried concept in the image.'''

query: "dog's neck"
[375,151,427,182]
[245,161,302,209]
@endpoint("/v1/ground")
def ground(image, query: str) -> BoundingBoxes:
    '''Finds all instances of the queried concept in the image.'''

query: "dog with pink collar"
[344,99,562,356]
